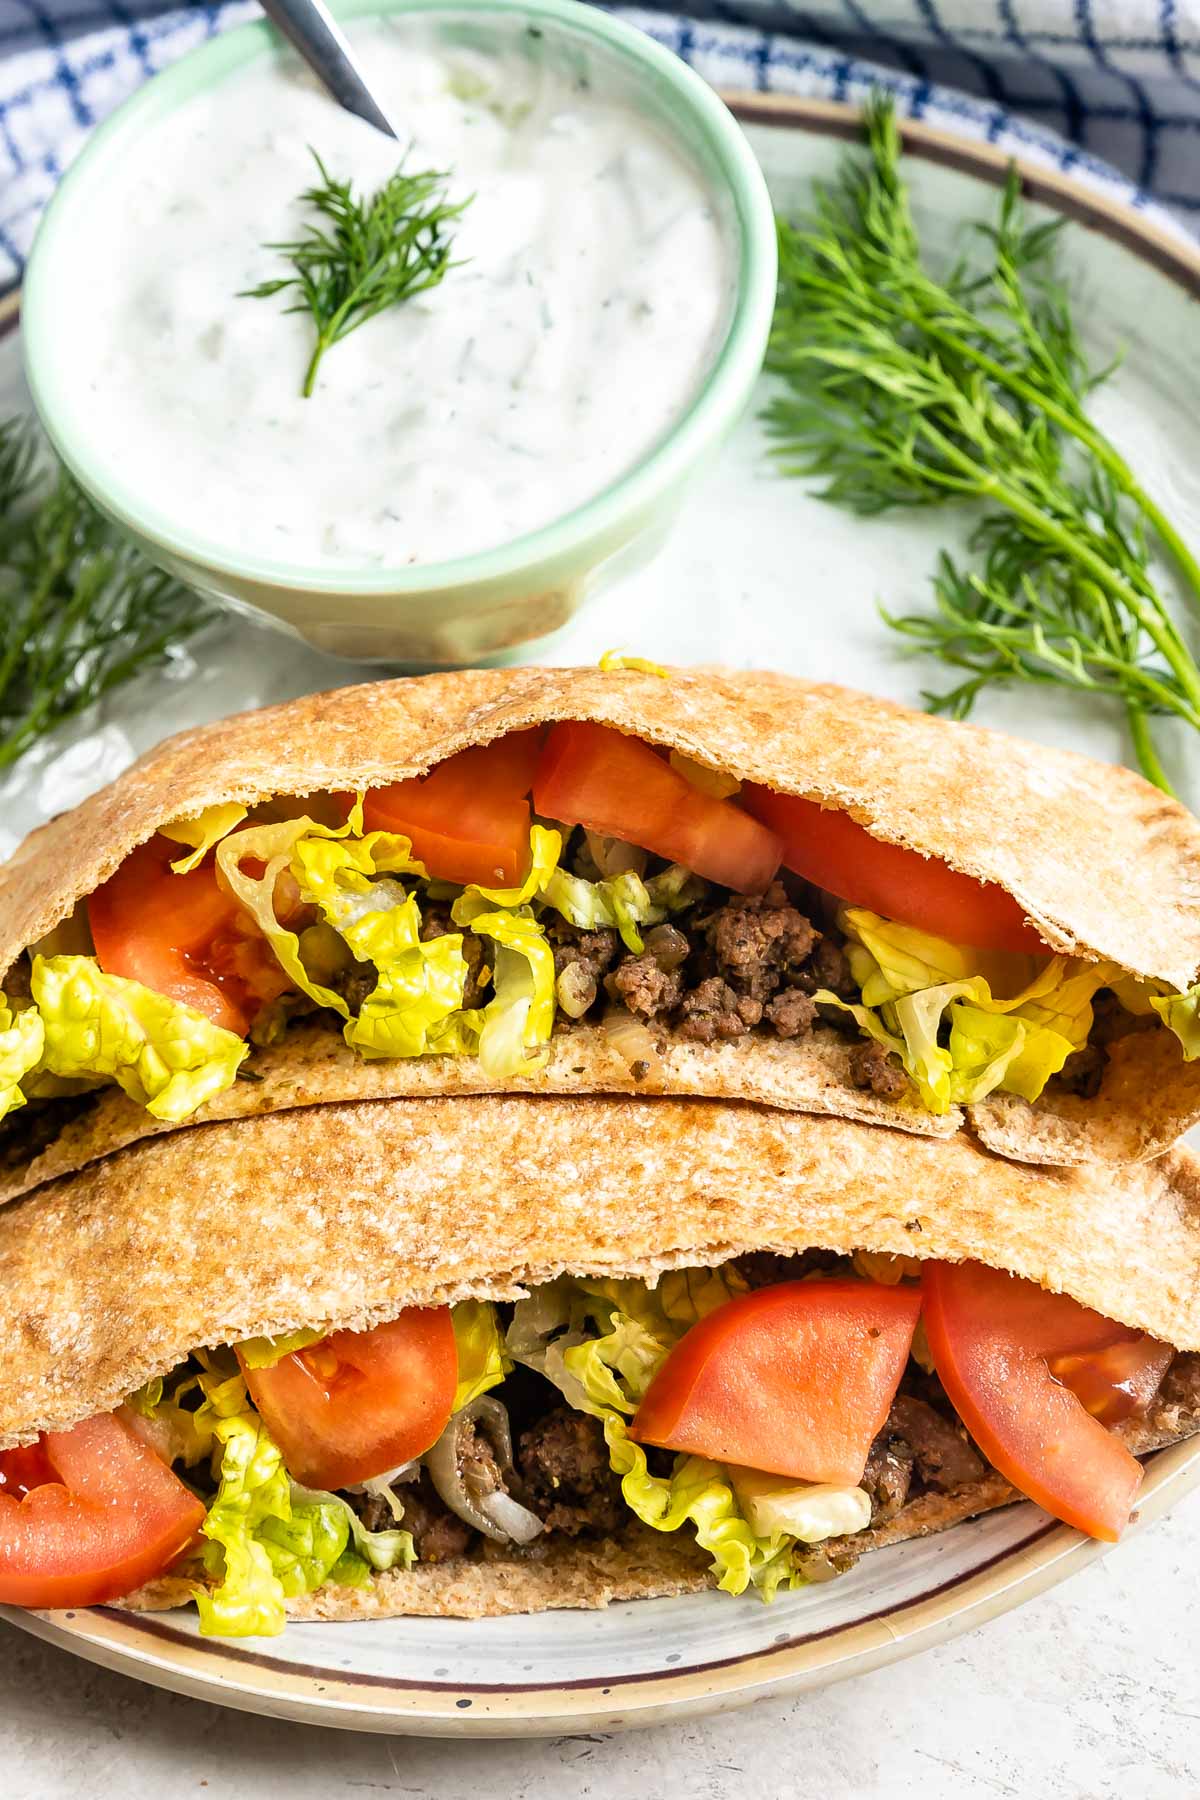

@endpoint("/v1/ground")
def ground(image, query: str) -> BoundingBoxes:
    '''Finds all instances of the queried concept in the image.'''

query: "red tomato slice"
[361,730,545,889]
[238,1309,458,1491]
[631,1279,921,1484]
[533,722,783,894]
[921,1261,1149,1540]
[1048,1337,1175,1427]
[0,1413,204,1609]
[88,835,254,1034]
[740,786,1046,954]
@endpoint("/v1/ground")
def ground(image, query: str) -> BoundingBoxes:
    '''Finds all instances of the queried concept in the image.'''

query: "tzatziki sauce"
[69,18,735,568]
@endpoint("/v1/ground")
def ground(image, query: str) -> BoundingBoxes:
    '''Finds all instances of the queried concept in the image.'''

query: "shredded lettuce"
[452,825,562,912]
[1149,984,1200,1059]
[542,868,661,955]
[468,907,556,1079]
[235,1327,326,1370]
[339,895,469,1061]
[820,910,1118,1112]
[0,998,44,1124]
[507,1275,803,1598]
[195,1413,358,1635]
[452,1300,510,1412]
[31,954,247,1121]
[288,1484,414,1577]
[598,650,668,678]
[161,804,249,874]
[215,803,424,1018]
[132,1357,409,1633]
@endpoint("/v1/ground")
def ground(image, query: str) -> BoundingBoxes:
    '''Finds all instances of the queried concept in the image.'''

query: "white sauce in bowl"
[69,17,734,568]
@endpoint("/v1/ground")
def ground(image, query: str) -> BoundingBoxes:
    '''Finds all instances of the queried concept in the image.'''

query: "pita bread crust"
[121,1384,1200,1620]
[3,1092,1199,1447]
[125,1526,714,1620]
[1,668,1197,1173]
[0,1018,958,1207]
[4,667,1198,985]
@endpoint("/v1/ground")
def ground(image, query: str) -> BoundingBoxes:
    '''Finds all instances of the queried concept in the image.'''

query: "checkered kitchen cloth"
[1,0,1198,289]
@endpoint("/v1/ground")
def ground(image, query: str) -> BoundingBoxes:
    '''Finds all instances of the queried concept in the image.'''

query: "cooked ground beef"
[458,1415,505,1500]
[732,1248,850,1288]
[550,924,619,1014]
[420,907,491,1009]
[848,1038,910,1100]
[517,1406,623,1537]
[0,1090,97,1177]
[541,870,865,1055]
[861,1430,914,1526]
[763,988,818,1038]
[705,884,819,1002]
[606,953,685,1021]
[676,976,762,1042]
[356,1473,475,1563]
[1057,1041,1108,1098]
[861,1393,986,1524]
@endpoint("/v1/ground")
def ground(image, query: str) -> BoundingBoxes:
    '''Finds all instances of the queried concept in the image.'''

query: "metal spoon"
[258,0,399,138]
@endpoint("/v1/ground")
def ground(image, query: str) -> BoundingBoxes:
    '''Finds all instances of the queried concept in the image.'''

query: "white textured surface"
[3,1489,1199,1793]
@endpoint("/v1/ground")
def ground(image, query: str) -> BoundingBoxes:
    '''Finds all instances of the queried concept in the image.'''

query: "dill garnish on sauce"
[243,150,470,397]
[764,96,1200,794]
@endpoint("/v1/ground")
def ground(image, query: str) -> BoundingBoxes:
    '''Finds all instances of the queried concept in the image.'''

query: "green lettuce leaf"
[821,910,1120,1112]
[32,954,247,1121]
[541,868,662,955]
[1149,984,1200,1059]
[452,1300,510,1412]
[235,1327,326,1370]
[291,1483,415,1575]
[161,803,249,873]
[452,825,563,912]
[0,998,45,1124]
[338,894,469,1061]
[467,908,556,1079]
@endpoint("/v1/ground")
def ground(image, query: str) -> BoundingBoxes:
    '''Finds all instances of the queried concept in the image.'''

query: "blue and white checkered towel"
[1,0,1197,289]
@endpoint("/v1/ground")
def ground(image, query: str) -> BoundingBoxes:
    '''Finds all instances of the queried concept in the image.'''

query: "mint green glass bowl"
[22,0,775,664]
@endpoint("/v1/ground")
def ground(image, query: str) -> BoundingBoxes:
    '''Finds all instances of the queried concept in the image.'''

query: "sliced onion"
[643,923,689,970]
[585,831,647,879]
[602,1009,663,1081]
[556,961,597,1018]
[480,1491,544,1544]
[425,1397,526,1544]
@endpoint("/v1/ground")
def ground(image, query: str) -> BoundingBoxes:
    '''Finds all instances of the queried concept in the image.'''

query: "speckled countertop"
[3,1488,1197,1799]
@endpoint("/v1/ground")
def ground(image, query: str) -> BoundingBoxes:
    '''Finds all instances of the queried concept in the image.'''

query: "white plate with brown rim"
[1,97,1199,1734]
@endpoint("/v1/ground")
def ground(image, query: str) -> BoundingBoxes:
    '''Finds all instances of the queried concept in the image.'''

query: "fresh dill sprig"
[244,149,470,397]
[0,416,206,773]
[764,95,1200,793]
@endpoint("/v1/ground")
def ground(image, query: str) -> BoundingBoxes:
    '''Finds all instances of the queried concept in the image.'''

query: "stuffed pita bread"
[1,665,1198,1204]
[0,1094,1197,1630]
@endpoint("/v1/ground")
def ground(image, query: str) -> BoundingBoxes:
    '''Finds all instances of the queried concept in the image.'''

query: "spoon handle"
[259,0,399,139]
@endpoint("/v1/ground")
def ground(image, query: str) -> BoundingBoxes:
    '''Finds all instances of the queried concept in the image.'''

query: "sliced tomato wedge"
[1047,1337,1175,1427]
[740,786,1046,954]
[533,722,783,894]
[631,1279,921,1484]
[921,1261,1156,1540]
[361,730,545,889]
[88,835,258,1034]
[238,1309,458,1491]
[0,1413,204,1609]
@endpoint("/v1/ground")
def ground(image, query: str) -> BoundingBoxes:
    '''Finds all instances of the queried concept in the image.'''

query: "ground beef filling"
[537,876,909,1097]
[345,1329,1187,1577]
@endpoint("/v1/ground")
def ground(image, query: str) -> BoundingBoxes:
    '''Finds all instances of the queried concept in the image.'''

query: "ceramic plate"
[1,99,1199,1734]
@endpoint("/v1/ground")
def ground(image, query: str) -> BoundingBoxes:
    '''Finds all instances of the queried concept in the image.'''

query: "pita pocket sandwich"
[1,664,1198,1203]
[0,1094,1198,1630]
